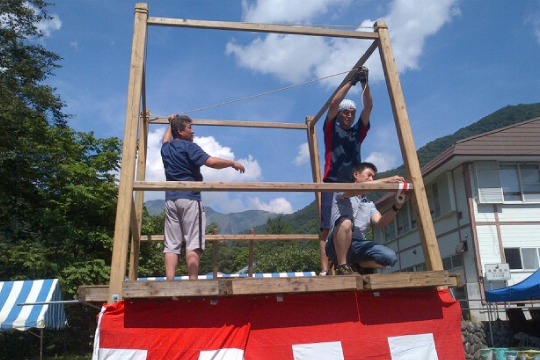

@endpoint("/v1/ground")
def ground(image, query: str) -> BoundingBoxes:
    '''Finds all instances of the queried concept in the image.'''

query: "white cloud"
[241,0,338,24]
[226,35,328,84]
[196,136,261,181]
[364,151,398,172]
[142,128,263,207]
[226,0,459,88]
[69,41,79,50]
[36,14,61,37]
[293,142,310,166]
[525,11,540,45]
[24,2,62,38]
[145,129,262,183]
[383,0,460,72]
[1,3,61,38]
[247,197,294,214]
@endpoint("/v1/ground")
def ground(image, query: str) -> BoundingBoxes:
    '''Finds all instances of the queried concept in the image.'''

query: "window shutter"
[475,161,503,203]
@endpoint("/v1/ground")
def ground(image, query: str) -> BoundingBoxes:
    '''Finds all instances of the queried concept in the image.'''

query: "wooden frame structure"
[80,3,455,304]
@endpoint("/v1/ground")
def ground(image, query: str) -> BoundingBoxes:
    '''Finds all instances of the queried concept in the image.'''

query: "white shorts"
[164,199,206,254]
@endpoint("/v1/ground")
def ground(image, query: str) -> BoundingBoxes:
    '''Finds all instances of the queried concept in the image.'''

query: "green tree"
[251,214,319,273]
[137,209,166,278]
[253,244,319,273]
[0,2,122,358]
[263,214,292,235]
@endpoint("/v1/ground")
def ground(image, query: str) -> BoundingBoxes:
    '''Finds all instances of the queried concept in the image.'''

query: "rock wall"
[462,320,514,359]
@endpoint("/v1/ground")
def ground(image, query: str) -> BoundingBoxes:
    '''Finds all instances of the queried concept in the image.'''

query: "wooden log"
[140,234,320,242]
[149,117,307,129]
[363,271,456,290]
[108,2,148,304]
[129,110,150,281]
[147,17,379,40]
[229,276,362,295]
[79,285,109,303]
[375,20,443,271]
[77,271,460,302]
[133,181,413,192]
[123,279,224,298]
[305,116,322,221]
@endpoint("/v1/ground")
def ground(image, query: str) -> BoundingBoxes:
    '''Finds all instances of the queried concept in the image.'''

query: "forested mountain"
[145,200,279,233]
[207,207,279,233]
[249,200,319,234]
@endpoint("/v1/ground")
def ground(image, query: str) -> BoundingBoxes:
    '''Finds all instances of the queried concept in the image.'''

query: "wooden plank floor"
[79,271,461,303]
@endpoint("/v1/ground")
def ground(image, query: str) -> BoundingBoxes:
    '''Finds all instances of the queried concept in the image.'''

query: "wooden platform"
[79,271,461,303]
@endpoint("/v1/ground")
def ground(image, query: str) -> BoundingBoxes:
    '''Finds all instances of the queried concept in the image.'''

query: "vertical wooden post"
[305,116,322,220]
[375,21,443,271]
[248,229,254,277]
[128,109,149,281]
[213,228,219,278]
[108,3,149,303]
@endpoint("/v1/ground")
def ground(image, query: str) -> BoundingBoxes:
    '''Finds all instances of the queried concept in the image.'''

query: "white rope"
[151,66,366,120]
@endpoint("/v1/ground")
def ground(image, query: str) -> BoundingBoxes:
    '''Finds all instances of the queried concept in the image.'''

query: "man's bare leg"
[164,252,178,280]
[186,249,201,280]
[319,228,330,275]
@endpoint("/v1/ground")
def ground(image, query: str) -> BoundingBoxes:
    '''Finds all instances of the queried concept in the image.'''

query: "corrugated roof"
[423,117,540,175]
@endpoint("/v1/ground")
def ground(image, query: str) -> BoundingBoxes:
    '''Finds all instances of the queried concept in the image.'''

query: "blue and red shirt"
[323,116,369,183]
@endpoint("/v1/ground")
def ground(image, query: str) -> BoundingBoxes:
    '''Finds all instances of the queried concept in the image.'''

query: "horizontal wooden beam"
[148,117,307,130]
[77,271,460,302]
[147,17,379,40]
[141,234,320,242]
[133,181,413,192]
[363,271,456,290]
[79,285,109,303]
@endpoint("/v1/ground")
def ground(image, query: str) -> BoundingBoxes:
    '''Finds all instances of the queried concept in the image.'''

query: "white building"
[374,118,540,321]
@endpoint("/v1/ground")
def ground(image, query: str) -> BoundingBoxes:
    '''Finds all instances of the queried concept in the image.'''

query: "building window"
[521,165,540,202]
[504,247,540,270]
[500,165,521,201]
[400,263,426,272]
[430,183,441,218]
[410,204,417,229]
[443,254,463,270]
[384,219,396,242]
[522,248,540,269]
[396,206,410,235]
[500,164,540,202]
[504,248,522,269]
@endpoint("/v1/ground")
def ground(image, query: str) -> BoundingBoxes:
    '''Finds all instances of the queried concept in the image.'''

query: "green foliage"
[0,2,120,358]
[206,222,219,235]
[264,214,292,234]
[254,244,319,273]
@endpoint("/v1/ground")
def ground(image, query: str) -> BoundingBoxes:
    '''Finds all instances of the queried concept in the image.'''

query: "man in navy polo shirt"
[161,115,245,280]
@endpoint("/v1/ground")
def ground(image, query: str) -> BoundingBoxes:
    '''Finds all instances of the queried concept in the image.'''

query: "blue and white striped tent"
[0,279,67,331]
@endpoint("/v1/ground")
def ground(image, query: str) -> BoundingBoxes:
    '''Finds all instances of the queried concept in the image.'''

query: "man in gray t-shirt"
[325,162,408,275]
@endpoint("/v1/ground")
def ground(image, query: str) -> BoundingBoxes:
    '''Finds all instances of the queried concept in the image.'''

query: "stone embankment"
[462,320,514,359]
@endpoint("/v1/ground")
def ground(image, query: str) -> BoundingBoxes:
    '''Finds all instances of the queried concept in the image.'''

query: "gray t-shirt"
[329,192,379,240]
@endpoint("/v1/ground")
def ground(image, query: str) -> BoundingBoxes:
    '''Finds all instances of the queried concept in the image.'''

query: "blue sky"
[34,0,540,214]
